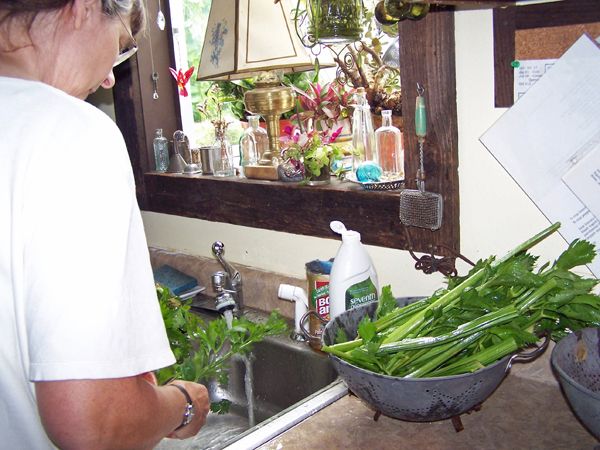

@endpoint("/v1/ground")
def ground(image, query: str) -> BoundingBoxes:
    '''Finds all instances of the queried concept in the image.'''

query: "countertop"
[259,373,598,450]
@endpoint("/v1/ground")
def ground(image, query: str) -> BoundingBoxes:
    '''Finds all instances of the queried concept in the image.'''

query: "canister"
[302,259,333,350]
[199,145,219,175]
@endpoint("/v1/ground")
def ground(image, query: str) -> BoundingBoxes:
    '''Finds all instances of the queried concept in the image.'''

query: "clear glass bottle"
[238,115,267,176]
[153,128,169,172]
[375,110,404,181]
[351,87,376,172]
[213,121,235,177]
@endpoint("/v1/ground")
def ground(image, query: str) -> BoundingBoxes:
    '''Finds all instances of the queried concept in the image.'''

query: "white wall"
[142,9,575,297]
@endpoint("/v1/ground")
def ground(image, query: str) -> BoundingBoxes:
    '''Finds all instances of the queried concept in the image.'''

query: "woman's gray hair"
[0,0,145,36]
[102,0,145,35]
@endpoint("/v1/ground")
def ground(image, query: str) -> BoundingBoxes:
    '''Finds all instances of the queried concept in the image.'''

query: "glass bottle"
[351,87,376,172]
[213,121,235,177]
[153,128,169,172]
[384,0,430,21]
[375,110,404,181]
[238,115,267,177]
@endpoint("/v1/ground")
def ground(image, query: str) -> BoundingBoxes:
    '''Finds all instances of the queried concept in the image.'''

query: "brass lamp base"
[243,164,279,181]
[244,71,296,174]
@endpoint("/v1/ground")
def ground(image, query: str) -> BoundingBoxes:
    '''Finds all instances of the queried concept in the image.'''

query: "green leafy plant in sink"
[155,285,288,412]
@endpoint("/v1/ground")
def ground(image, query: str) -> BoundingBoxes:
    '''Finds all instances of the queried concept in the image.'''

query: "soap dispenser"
[328,221,379,320]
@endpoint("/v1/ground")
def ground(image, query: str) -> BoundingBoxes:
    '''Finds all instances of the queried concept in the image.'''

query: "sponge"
[153,265,198,296]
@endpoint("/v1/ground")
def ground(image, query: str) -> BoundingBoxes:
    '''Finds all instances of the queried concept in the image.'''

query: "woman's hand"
[165,381,210,439]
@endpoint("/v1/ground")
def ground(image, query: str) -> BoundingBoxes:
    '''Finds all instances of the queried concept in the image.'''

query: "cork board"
[516,24,600,60]
[493,0,600,107]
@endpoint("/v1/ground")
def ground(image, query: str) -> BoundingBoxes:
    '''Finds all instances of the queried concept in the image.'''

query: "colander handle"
[506,333,550,371]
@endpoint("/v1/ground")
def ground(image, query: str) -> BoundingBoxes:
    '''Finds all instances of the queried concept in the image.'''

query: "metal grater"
[399,188,443,230]
[399,84,443,231]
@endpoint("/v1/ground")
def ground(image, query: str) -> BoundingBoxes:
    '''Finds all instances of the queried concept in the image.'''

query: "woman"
[0,1,210,448]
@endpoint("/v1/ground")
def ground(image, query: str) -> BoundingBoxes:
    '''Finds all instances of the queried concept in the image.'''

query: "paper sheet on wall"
[480,34,600,277]
[514,59,556,100]
[562,146,600,225]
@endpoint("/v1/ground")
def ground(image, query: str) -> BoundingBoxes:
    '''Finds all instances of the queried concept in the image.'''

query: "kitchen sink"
[155,308,344,450]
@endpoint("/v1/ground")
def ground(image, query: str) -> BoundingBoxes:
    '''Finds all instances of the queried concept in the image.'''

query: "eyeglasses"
[113,11,138,67]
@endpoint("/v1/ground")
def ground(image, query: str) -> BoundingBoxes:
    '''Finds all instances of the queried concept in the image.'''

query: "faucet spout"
[212,241,243,312]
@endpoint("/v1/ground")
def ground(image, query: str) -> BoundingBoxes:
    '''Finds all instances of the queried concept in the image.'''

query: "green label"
[345,278,378,310]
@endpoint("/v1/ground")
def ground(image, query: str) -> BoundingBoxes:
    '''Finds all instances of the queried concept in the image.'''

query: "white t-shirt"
[0,77,176,448]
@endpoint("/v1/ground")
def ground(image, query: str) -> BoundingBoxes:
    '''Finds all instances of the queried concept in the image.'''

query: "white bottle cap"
[331,220,361,242]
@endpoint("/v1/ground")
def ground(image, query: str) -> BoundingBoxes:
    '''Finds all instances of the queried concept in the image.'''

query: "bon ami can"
[301,259,333,350]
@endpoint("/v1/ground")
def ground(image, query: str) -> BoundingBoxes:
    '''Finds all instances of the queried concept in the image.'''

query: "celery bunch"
[322,223,600,378]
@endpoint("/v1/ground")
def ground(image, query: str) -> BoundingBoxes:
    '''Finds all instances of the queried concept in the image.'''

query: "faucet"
[211,271,236,315]
[212,241,244,312]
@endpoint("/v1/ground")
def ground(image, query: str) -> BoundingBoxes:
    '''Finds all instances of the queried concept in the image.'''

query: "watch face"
[183,402,195,426]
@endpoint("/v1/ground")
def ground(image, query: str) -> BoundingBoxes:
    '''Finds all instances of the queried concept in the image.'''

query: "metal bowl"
[551,327,600,440]
[322,298,548,422]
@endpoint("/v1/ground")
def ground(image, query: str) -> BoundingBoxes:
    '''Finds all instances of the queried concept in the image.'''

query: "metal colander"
[323,298,548,422]
[551,327,600,440]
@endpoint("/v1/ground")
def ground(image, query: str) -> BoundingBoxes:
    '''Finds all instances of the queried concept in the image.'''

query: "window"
[113,2,460,256]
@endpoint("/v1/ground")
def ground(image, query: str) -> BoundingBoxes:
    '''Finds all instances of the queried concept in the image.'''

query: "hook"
[417,83,425,97]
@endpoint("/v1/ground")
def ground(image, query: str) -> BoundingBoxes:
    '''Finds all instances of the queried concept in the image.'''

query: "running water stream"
[224,309,255,427]
[243,353,256,428]
[223,309,234,330]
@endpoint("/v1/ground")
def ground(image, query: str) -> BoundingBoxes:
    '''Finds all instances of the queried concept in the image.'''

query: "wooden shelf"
[144,173,457,255]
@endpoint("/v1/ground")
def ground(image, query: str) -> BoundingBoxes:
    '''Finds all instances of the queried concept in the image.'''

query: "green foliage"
[555,239,596,270]
[375,285,396,319]
[322,223,600,378]
[155,285,288,390]
[283,131,345,179]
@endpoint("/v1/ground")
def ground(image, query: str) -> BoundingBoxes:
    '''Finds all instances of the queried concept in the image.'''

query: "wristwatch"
[170,384,195,430]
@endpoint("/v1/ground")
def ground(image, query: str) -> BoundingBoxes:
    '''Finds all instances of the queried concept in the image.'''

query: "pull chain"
[148,29,159,100]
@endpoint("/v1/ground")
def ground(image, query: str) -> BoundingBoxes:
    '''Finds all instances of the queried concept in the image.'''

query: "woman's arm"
[36,374,209,450]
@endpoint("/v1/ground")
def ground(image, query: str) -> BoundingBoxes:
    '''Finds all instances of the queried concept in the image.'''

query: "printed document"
[480,34,600,276]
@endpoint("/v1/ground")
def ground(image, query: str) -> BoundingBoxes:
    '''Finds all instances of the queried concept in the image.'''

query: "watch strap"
[170,383,195,430]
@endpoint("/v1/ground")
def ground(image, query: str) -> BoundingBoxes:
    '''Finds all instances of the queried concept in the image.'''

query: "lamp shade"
[197,0,320,81]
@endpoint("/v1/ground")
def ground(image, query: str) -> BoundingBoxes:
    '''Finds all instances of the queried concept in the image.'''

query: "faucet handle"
[212,241,225,257]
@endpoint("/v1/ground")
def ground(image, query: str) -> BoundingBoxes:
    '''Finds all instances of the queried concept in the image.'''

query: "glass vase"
[304,155,331,186]
[213,121,235,177]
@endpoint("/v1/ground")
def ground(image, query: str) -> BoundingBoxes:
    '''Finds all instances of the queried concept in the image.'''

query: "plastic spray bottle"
[328,221,379,320]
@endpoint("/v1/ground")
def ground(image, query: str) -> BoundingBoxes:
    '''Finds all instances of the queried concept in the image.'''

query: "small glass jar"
[239,115,268,177]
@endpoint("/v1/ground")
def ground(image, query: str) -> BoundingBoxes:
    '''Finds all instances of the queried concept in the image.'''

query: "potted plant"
[280,125,345,185]
[291,79,355,135]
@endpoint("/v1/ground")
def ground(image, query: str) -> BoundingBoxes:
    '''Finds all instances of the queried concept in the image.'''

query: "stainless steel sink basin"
[156,308,344,450]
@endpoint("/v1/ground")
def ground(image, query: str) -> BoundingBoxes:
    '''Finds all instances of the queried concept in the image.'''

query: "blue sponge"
[153,265,198,295]
[356,161,382,182]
